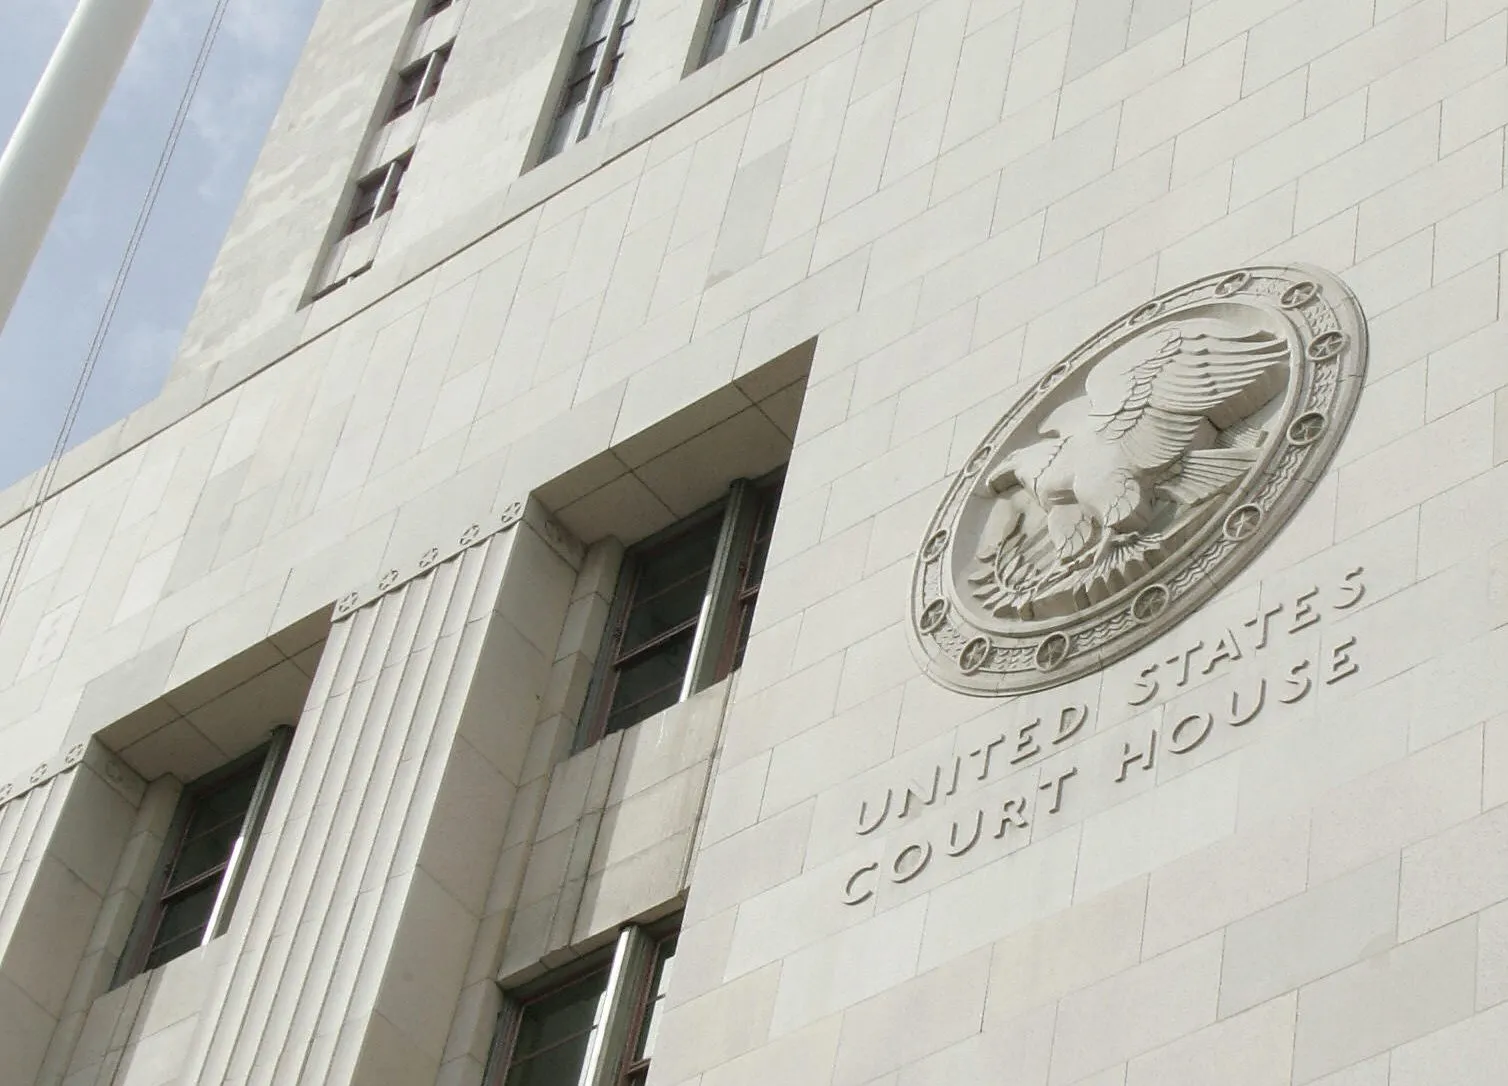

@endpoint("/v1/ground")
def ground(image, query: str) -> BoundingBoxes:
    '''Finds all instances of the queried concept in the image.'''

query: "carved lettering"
[1226,679,1266,726]
[1201,628,1244,675]
[1327,636,1359,684]
[1280,659,1312,704]
[1245,603,1284,649]
[1166,641,1204,687]
[995,797,1030,838]
[945,755,963,797]
[1168,712,1214,754]
[856,791,891,835]
[843,864,878,905]
[1012,719,1042,764]
[947,810,985,857]
[845,626,1368,900]
[1117,730,1158,782]
[1129,662,1160,706]
[1039,767,1078,814]
[892,842,933,883]
[1334,567,1365,610]
[1055,704,1089,743]
[971,736,1007,781]
[899,767,941,819]
[1290,587,1320,633]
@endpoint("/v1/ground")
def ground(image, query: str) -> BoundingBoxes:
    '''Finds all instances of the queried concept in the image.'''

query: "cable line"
[0,0,235,632]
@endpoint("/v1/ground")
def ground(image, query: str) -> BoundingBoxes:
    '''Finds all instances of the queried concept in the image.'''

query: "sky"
[0,0,323,491]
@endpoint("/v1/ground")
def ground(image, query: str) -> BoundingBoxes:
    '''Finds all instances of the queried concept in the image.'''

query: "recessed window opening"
[502,964,612,1085]
[618,932,676,1086]
[700,0,763,65]
[342,151,412,237]
[119,730,291,978]
[488,923,678,1086]
[541,0,640,161]
[387,43,451,122]
[580,472,782,747]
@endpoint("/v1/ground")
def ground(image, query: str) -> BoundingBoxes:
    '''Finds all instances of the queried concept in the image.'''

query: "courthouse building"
[6,0,1508,1082]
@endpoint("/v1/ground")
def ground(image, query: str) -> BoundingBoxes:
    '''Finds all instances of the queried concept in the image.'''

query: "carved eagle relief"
[973,325,1290,619]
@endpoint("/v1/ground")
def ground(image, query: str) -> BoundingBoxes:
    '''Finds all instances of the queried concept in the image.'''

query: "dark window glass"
[618,518,720,652]
[343,154,411,236]
[602,632,695,736]
[388,45,449,121]
[141,757,264,971]
[543,0,638,160]
[502,967,610,1086]
[388,62,427,121]
[593,0,636,123]
[725,480,780,673]
[620,934,676,1086]
[424,0,454,15]
[701,0,762,64]
[595,513,722,739]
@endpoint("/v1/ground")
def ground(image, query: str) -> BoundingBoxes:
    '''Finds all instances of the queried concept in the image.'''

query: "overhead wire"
[0,0,236,632]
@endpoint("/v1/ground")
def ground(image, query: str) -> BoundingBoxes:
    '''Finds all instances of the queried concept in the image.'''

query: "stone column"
[0,743,146,1086]
[181,502,580,1086]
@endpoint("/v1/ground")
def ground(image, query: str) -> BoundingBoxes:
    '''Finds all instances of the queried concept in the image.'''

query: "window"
[699,0,763,65]
[489,924,678,1086]
[342,152,412,237]
[618,933,676,1086]
[541,0,639,161]
[387,43,451,122]
[119,732,289,978]
[502,965,611,1085]
[423,0,454,15]
[581,475,781,746]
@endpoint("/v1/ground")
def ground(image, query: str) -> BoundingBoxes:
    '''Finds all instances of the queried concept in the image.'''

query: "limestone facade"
[3,0,1508,1084]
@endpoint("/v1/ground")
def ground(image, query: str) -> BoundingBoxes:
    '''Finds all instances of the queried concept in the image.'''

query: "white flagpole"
[0,0,154,334]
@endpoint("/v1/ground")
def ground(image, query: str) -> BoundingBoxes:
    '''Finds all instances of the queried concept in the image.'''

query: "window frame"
[698,0,765,66]
[386,42,451,123]
[614,929,677,1086]
[540,0,640,162]
[487,920,679,1086]
[577,472,783,749]
[492,953,616,1086]
[341,151,413,238]
[115,728,291,982]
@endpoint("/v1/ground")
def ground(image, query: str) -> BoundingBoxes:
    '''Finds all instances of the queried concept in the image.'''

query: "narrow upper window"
[581,475,782,746]
[700,0,763,65]
[541,0,640,161]
[387,43,451,122]
[489,924,678,1086]
[618,933,677,1086]
[724,486,776,674]
[342,152,412,237]
[120,733,289,977]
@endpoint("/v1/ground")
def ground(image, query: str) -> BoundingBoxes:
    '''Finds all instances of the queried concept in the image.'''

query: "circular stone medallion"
[911,264,1367,695]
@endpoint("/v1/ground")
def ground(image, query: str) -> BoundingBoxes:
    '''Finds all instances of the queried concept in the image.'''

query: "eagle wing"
[1087,327,1289,474]
[987,435,1066,496]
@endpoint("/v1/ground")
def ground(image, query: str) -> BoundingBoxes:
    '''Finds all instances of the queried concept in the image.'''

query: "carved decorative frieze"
[0,738,142,813]
[912,265,1367,695]
[331,497,584,621]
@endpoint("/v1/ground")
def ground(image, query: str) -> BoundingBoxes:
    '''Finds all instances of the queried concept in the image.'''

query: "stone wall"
[1,0,1506,1083]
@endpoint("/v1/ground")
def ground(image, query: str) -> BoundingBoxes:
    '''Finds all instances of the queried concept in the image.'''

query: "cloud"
[187,71,282,202]
[115,320,184,392]
[223,1,306,56]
